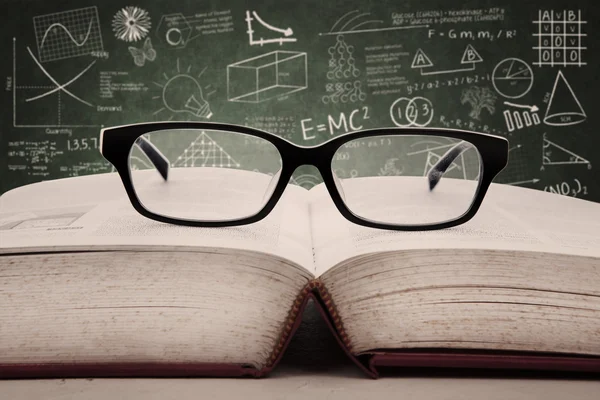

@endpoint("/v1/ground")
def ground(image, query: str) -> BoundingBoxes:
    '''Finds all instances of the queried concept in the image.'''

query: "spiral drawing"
[112,7,151,42]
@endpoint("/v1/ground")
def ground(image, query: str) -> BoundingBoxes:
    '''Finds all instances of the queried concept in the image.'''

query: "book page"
[309,178,600,276]
[0,171,314,271]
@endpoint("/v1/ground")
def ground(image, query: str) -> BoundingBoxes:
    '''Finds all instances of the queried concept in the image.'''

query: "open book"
[1,172,599,378]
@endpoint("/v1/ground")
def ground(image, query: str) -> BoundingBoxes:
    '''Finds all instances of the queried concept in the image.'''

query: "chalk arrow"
[507,179,540,186]
[504,102,539,112]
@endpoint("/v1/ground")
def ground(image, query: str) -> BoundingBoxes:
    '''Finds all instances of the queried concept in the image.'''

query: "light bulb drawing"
[153,59,216,120]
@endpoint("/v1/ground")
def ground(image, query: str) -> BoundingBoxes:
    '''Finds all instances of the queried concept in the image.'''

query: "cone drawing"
[544,71,586,126]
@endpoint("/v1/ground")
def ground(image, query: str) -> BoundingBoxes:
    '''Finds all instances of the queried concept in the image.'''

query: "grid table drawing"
[33,6,104,63]
[533,10,586,67]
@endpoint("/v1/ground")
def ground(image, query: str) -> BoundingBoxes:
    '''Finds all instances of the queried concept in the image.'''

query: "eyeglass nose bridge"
[267,144,349,210]
[284,145,346,202]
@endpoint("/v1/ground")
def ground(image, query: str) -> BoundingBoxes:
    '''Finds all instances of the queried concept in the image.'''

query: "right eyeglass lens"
[331,134,482,226]
[128,129,282,222]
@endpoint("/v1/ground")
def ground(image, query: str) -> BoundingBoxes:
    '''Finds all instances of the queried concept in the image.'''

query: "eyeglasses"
[100,122,508,231]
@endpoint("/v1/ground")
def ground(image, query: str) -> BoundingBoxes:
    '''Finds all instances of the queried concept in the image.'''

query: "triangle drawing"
[542,136,589,165]
[411,49,434,68]
[424,151,460,177]
[544,71,586,126]
[461,44,483,64]
[173,131,241,168]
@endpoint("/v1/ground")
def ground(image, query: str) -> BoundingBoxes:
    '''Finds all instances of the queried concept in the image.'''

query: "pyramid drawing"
[173,132,241,168]
[460,44,483,64]
[544,71,586,126]
[542,135,589,166]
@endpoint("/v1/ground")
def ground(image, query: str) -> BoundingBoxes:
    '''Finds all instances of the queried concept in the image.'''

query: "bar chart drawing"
[503,106,541,132]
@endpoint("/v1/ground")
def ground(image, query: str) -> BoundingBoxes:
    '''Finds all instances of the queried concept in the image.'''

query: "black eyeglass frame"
[100,122,508,231]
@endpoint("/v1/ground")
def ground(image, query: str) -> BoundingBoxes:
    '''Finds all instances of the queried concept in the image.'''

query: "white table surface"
[2,367,600,400]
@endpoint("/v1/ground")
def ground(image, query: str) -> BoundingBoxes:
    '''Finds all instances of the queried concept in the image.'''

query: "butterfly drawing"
[128,37,157,67]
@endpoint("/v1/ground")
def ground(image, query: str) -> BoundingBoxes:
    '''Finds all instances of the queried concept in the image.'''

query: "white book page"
[0,172,314,272]
[309,178,600,276]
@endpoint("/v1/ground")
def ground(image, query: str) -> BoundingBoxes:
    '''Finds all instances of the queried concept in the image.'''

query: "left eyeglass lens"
[128,129,283,222]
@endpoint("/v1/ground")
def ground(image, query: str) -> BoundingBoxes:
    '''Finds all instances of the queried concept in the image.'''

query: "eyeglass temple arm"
[134,137,170,181]
[427,141,472,191]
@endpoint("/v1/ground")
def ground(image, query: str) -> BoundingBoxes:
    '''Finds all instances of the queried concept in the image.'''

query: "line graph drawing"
[25,47,95,106]
[320,9,428,36]
[411,45,483,76]
[12,38,99,128]
[542,133,591,169]
[33,6,103,63]
[246,10,296,46]
[173,132,240,168]
[40,20,94,49]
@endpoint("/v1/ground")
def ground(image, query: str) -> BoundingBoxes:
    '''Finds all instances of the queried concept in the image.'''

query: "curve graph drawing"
[39,20,94,50]
[33,6,103,63]
[12,38,100,128]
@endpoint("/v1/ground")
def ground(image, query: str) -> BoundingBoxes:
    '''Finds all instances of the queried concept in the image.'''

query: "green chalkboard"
[1,0,598,201]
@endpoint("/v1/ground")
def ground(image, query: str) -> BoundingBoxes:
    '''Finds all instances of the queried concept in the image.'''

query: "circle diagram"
[492,58,534,99]
[390,97,434,127]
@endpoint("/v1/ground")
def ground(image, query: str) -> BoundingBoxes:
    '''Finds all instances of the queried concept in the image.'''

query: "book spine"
[265,279,354,368]
[310,280,353,353]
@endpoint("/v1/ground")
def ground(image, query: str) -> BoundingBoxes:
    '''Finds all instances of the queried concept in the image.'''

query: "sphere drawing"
[112,7,151,42]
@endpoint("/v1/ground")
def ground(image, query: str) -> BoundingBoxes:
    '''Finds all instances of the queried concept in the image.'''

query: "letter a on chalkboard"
[411,49,434,69]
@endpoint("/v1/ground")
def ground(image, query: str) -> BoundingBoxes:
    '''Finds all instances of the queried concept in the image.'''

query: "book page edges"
[281,285,600,378]
[0,279,366,379]
[3,278,599,379]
